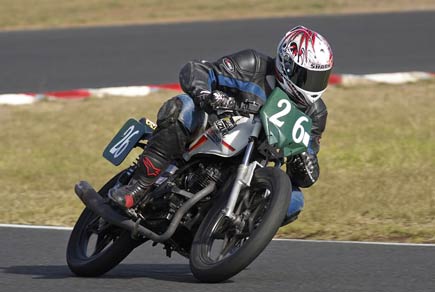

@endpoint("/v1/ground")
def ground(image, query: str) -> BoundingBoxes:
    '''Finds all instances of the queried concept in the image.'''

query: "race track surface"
[1,11,434,93]
[1,226,435,292]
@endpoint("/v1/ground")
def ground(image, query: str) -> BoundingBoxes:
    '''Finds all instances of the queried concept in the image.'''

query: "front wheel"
[189,167,291,283]
[67,172,143,277]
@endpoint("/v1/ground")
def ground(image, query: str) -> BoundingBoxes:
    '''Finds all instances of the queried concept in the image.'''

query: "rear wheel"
[67,172,143,277]
[189,167,291,282]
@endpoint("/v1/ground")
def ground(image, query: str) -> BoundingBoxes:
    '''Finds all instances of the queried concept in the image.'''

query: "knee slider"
[157,97,183,128]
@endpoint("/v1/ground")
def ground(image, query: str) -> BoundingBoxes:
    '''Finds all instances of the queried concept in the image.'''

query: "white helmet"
[275,25,333,105]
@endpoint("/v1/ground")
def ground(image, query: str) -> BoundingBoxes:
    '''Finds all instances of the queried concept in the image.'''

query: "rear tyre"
[189,167,291,283]
[67,172,143,277]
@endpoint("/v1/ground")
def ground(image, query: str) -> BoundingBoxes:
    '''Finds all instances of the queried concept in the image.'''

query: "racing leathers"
[110,49,327,216]
[179,49,327,188]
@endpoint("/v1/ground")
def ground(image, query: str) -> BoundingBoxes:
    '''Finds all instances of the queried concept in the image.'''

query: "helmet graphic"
[275,25,333,105]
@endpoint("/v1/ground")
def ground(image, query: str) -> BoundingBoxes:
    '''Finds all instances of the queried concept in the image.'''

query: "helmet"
[275,25,333,105]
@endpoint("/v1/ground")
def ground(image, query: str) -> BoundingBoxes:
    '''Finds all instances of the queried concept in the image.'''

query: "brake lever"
[237,100,262,114]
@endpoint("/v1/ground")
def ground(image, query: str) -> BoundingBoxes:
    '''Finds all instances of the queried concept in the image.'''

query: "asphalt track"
[1,226,435,292]
[1,11,435,93]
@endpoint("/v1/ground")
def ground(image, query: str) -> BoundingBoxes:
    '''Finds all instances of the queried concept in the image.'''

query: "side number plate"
[103,119,146,166]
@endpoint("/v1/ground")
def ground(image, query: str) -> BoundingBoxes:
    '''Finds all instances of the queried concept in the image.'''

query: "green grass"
[1,0,435,30]
[1,80,434,242]
[0,94,168,225]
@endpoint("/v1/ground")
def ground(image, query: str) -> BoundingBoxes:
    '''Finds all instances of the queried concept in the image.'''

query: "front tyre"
[67,172,143,277]
[190,167,291,283]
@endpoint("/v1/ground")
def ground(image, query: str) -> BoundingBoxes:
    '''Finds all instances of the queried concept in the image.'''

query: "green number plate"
[260,87,312,156]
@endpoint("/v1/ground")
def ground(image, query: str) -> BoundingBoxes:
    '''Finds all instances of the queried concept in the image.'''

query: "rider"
[109,25,333,223]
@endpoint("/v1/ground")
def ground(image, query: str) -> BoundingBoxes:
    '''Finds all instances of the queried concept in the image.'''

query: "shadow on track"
[0,263,219,283]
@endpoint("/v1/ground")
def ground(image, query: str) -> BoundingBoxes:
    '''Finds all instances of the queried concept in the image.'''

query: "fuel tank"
[183,115,255,161]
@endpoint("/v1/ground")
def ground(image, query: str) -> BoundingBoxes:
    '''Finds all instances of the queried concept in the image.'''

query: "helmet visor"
[284,59,331,92]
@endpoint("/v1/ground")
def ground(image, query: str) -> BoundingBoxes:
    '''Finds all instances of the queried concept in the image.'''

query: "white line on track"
[273,238,435,247]
[2,223,435,247]
[0,223,72,231]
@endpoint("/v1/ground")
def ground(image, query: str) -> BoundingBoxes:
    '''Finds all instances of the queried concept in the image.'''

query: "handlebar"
[216,100,262,115]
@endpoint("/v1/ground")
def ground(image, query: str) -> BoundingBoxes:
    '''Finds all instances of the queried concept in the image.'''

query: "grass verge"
[0,80,434,242]
[1,0,435,30]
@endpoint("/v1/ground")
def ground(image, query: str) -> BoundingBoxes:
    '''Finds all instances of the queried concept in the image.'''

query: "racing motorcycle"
[67,87,312,283]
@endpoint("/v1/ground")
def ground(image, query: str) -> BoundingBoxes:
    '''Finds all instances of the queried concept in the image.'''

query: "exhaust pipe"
[74,180,215,243]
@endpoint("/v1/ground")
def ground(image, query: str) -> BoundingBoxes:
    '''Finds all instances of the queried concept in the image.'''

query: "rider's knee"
[156,94,199,133]
[156,96,183,128]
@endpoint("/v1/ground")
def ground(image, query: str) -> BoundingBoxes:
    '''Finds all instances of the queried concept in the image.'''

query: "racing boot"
[109,151,169,209]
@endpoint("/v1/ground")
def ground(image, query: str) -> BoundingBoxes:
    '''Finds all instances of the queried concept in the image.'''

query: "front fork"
[223,117,263,219]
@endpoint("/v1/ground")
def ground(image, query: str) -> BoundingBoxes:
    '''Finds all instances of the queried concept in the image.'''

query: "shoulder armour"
[227,49,270,74]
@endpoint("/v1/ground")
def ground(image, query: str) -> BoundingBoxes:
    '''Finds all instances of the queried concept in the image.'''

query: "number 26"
[269,99,292,127]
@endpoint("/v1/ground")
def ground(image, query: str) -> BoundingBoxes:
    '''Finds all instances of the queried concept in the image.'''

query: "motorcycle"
[66,87,312,282]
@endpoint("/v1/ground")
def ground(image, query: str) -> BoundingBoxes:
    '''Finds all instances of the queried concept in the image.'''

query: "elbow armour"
[179,60,216,105]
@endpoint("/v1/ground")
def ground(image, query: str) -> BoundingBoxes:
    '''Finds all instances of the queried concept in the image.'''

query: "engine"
[136,162,225,256]
[183,163,222,194]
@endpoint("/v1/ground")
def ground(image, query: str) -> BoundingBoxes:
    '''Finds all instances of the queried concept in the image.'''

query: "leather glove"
[286,152,319,188]
[199,90,235,112]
